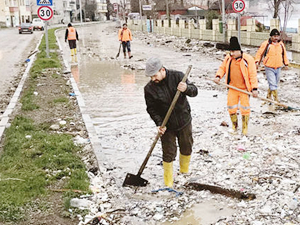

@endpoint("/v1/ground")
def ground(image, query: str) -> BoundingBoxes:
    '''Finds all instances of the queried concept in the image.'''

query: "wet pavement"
[57,22,300,225]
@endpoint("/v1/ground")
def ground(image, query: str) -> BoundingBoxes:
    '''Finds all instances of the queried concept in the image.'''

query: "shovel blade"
[123,173,148,187]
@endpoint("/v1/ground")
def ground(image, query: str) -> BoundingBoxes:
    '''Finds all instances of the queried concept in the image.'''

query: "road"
[0,27,43,110]
[57,22,300,225]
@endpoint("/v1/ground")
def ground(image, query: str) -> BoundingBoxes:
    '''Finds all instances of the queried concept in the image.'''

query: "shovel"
[206,77,300,110]
[116,43,121,59]
[123,65,193,187]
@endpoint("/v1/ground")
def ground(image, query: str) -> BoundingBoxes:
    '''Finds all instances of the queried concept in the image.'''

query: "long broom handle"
[206,77,289,108]
[137,65,193,176]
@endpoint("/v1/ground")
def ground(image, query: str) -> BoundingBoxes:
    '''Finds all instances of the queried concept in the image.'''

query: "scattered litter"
[152,187,183,197]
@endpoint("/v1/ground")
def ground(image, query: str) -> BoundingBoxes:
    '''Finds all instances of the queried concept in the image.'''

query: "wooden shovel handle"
[206,77,289,108]
[137,65,193,176]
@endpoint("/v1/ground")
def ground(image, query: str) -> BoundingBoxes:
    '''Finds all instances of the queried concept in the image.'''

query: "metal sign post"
[45,22,49,58]
[232,0,245,43]
[37,6,53,58]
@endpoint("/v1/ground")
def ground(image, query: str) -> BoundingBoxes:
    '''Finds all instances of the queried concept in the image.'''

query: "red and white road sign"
[232,0,245,13]
[37,6,53,20]
[113,3,118,11]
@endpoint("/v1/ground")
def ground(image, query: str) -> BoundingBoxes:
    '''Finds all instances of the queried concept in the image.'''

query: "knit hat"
[270,28,280,36]
[228,36,241,51]
[145,58,163,77]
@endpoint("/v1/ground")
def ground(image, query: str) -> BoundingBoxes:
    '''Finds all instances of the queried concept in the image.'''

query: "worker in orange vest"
[65,23,79,62]
[255,29,289,102]
[118,23,133,59]
[214,37,258,136]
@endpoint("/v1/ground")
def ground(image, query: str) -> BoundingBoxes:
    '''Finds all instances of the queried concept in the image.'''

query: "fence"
[128,18,300,54]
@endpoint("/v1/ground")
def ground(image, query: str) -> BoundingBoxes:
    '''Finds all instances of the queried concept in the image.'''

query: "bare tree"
[281,0,294,33]
[106,0,114,20]
[269,0,283,18]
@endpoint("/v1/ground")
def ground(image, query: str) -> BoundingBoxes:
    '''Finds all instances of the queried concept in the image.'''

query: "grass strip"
[0,28,90,222]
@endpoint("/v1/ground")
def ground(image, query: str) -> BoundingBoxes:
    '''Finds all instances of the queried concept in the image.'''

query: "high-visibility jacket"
[216,53,258,92]
[67,27,77,40]
[118,28,132,42]
[255,39,289,69]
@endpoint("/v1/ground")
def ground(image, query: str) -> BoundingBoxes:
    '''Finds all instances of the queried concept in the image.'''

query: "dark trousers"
[161,122,193,163]
[122,41,131,53]
[68,40,76,49]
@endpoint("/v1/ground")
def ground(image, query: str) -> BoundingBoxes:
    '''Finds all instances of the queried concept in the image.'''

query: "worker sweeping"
[118,23,133,59]
[214,37,258,136]
[65,23,79,63]
[255,28,289,102]
[144,58,198,187]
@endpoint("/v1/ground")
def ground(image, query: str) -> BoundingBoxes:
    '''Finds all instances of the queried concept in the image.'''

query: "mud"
[56,22,300,225]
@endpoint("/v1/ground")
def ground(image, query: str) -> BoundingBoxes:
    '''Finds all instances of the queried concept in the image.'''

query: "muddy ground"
[1,21,299,225]
[54,22,300,225]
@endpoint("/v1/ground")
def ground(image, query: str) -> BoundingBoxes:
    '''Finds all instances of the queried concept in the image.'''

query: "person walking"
[118,23,133,59]
[255,29,289,102]
[65,23,79,62]
[214,37,258,136]
[144,58,198,187]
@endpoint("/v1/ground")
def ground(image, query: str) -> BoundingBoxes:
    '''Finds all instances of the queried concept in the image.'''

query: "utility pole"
[222,0,226,42]
[165,0,170,27]
[79,0,83,25]
[139,0,142,19]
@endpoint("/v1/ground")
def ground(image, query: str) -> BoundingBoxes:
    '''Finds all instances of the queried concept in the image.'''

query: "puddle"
[162,199,236,225]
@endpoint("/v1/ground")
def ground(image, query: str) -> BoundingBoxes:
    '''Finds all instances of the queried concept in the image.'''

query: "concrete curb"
[0,34,44,141]
[55,29,112,171]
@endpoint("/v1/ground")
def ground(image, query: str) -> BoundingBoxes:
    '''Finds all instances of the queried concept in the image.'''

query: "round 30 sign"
[37,6,53,21]
[232,0,245,13]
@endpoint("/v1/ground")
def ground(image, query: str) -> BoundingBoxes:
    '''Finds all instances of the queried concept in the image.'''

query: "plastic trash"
[243,152,250,160]
[69,93,76,96]
[25,59,30,63]
[151,187,183,197]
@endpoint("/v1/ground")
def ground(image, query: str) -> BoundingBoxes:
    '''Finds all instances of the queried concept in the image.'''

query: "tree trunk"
[273,0,281,18]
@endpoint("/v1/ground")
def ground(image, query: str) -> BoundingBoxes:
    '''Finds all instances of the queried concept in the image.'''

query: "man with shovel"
[255,28,289,102]
[144,58,198,187]
[118,23,133,59]
[214,37,258,136]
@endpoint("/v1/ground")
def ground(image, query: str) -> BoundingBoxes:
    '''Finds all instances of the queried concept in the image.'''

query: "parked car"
[19,23,33,34]
[32,18,44,31]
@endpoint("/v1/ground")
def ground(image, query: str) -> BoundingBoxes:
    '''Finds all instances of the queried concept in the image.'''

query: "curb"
[0,34,43,141]
[55,28,112,171]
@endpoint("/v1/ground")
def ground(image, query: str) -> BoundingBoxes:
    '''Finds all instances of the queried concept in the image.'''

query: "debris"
[220,121,229,127]
[151,187,183,197]
[185,182,256,200]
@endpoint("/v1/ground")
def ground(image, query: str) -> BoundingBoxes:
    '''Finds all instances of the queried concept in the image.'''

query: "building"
[0,0,32,27]
[95,0,107,21]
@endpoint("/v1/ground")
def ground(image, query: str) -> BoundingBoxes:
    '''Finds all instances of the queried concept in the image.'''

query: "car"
[19,23,33,34]
[32,18,44,31]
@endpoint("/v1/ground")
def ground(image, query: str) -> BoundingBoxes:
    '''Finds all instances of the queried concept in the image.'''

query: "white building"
[95,0,107,21]
[0,0,32,27]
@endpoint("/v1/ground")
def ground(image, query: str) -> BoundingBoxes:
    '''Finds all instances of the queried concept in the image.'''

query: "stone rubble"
[68,26,300,225]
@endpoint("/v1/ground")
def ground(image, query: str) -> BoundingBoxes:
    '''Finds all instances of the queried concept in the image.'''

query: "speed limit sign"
[232,0,245,13]
[37,6,53,20]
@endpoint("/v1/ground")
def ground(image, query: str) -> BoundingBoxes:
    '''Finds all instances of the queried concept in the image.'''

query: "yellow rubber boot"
[271,90,279,102]
[70,49,74,56]
[262,89,272,105]
[74,48,77,55]
[230,114,238,131]
[163,161,173,187]
[266,89,272,99]
[179,154,191,173]
[242,115,249,135]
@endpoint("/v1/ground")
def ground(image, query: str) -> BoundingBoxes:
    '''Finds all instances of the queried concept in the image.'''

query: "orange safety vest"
[216,53,258,92]
[255,40,289,69]
[68,27,76,40]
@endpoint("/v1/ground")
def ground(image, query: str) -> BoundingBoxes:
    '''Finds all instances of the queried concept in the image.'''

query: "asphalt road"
[0,27,43,96]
